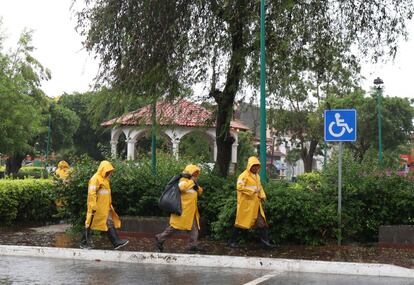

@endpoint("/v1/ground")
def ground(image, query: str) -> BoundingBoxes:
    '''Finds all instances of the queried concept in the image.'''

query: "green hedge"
[0,179,57,226]
[212,179,337,245]
[212,172,414,245]
[0,166,49,179]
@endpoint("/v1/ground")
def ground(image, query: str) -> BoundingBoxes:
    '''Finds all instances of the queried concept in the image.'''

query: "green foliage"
[198,174,235,236]
[323,149,414,242]
[236,132,256,173]
[212,179,337,245]
[58,92,110,160]
[0,179,56,226]
[326,90,414,162]
[76,0,413,177]
[0,166,48,179]
[211,195,237,240]
[19,166,44,172]
[266,181,337,245]
[293,172,322,192]
[0,31,47,155]
[49,105,80,153]
[212,157,414,244]
[179,131,213,162]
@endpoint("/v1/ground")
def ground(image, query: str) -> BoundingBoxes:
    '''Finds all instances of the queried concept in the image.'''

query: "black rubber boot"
[107,226,129,250]
[155,236,164,252]
[228,227,240,248]
[257,228,277,249]
[80,228,94,249]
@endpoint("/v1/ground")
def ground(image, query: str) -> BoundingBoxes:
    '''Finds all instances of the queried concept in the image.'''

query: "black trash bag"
[159,173,191,216]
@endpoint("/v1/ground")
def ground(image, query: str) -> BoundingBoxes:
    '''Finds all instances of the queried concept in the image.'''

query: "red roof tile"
[101,100,250,131]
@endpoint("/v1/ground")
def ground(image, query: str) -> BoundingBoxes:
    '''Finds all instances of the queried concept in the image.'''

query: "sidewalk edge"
[0,245,413,278]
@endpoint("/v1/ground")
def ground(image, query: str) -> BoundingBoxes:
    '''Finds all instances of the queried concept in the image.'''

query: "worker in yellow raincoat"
[155,164,203,252]
[54,160,71,208]
[228,156,276,249]
[55,160,70,180]
[80,160,129,250]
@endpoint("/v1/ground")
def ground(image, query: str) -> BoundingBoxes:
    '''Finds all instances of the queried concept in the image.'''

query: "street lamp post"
[259,0,267,182]
[45,103,54,169]
[151,99,157,175]
[373,77,384,166]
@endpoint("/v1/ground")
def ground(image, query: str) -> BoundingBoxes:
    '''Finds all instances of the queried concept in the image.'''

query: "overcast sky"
[0,0,413,99]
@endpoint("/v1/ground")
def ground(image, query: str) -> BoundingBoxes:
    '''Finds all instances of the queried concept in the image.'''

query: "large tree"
[76,0,413,176]
[34,103,81,157]
[59,92,110,160]
[0,30,51,173]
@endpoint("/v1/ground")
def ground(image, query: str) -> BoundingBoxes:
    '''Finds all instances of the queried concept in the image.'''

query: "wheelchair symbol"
[328,113,354,138]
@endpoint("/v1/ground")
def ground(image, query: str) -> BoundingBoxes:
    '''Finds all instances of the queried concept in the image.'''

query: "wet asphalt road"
[1,255,414,285]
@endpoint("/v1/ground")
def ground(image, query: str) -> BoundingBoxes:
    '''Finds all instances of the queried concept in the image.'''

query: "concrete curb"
[0,245,413,278]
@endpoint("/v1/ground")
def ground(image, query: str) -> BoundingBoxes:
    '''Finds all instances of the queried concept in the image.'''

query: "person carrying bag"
[155,164,203,253]
[158,172,192,215]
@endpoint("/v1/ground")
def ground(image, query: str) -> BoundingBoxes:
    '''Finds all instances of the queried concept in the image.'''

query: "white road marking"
[243,272,283,285]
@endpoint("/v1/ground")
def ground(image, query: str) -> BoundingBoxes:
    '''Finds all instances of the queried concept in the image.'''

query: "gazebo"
[101,100,249,163]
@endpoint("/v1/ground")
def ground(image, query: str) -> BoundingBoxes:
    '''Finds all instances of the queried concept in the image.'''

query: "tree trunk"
[212,0,247,177]
[5,153,25,175]
[301,140,318,173]
[214,95,236,176]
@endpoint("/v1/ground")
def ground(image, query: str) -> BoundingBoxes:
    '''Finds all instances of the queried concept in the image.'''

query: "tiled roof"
[101,100,250,131]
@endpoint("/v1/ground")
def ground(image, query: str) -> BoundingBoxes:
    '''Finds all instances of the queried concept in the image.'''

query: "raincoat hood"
[183,164,200,175]
[96,160,114,177]
[246,156,260,173]
[58,160,69,169]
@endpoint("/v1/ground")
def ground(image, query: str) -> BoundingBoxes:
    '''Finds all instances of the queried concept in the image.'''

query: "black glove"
[193,181,199,191]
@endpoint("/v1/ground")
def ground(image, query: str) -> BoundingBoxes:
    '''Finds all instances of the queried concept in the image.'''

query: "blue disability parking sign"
[324,109,357,142]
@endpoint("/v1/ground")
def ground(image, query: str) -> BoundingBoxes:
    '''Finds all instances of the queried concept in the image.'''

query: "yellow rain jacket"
[170,164,203,230]
[234,156,267,229]
[85,161,121,231]
[55,160,70,180]
[55,160,70,207]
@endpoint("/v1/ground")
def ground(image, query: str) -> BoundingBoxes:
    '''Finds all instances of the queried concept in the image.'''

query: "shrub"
[323,149,414,242]
[212,167,414,245]
[198,174,235,236]
[0,179,57,226]
[0,166,49,179]
[211,180,337,245]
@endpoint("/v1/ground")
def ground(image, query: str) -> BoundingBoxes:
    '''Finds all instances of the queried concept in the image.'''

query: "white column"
[126,139,137,160]
[110,140,118,158]
[231,143,239,163]
[213,143,217,162]
[172,138,180,159]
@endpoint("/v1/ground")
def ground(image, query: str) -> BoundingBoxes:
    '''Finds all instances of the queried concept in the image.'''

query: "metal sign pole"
[325,109,356,246]
[338,141,343,246]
